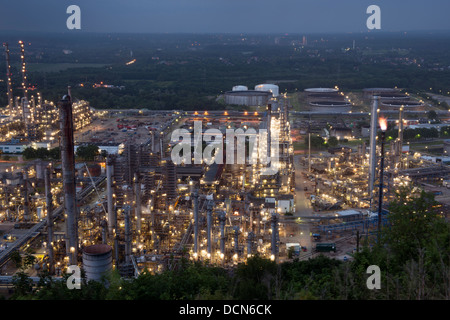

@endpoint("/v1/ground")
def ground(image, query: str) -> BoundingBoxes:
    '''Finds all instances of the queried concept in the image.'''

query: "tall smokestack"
[3,43,14,112]
[45,167,54,274]
[368,96,379,207]
[106,157,115,236]
[19,41,28,101]
[59,96,78,265]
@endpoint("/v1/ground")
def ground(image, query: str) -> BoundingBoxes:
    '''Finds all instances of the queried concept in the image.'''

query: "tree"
[381,187,449,264]
[233,255,278,300]
[327,136,339,148]
[304,135,326,149]
[22,147,37,160]
[76,144,99,161]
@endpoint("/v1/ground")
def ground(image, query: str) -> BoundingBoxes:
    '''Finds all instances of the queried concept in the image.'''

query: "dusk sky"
[1,0,450,34]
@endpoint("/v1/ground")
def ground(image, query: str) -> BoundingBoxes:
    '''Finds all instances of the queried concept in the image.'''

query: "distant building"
[31,140,57,150]
[74,142,124,155]
[330,127,353,140]
[361,125,371,138]
[0,142,29,154]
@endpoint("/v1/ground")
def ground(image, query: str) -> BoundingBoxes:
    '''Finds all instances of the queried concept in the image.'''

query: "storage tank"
[82,244,113,282]
[232,85,248,91]
[35,160,47,181]
[255,84,279,97]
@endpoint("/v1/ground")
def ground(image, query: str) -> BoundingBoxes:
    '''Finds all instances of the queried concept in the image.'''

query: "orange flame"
[379,117,388,131]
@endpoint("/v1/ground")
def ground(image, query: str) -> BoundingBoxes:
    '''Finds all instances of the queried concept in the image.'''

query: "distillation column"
[206,199,214,256]
[106,157,116,237]
[45,167,54,274]
[124,206,132,264]
[134,173,142,236]
[22,170,30,222]
[218,211,226,256]
[271,212,278,258]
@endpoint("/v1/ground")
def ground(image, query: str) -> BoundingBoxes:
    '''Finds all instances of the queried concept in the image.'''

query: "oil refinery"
[0,40,450,290]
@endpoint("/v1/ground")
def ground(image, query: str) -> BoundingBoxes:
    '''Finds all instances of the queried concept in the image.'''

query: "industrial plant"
[0,40,449,295]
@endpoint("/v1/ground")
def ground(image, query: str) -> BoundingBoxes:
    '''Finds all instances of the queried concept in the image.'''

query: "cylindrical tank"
[35,160,47,180]
[232,85,248,91]
[82,244,113,282]
[255,84,279,97]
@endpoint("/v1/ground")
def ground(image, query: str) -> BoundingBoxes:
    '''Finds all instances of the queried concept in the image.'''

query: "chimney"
[59,96,78,265]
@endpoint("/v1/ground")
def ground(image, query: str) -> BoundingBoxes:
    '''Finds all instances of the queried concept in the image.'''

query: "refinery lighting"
[379,117,388,132]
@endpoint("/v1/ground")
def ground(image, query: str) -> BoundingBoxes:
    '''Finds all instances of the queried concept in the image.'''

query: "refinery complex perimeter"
[1,41,450,293]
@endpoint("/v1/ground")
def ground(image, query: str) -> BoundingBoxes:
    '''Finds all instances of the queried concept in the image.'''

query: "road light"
[377,117,388,242]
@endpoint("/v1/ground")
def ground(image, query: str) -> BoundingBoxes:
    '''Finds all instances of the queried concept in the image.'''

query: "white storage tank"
[232,85,248,91]
[255,84,279,97]
[82,244,113,282]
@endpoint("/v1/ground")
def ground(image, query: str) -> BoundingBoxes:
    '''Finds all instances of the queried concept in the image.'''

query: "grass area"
[340,138,367,147]
[293,141,307,151]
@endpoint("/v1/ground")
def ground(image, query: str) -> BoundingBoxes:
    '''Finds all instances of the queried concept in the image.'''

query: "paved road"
[294,155,314,217]
[281,155,315,254]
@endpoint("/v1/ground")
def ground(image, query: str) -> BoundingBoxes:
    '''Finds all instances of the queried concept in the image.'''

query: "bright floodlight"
[379,117,388,132]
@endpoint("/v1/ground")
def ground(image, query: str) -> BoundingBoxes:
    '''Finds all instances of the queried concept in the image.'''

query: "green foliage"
[382,188,446,262]
[22,147,61,160]
[11,272,34,299]
[76,144,99,161]
[233,255,278,300]
[304,135,326,149]
[327,136,339,148]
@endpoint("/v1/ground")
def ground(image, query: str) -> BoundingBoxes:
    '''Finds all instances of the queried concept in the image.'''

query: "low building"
[330,127,353,140]
[0,142,29,154]
[75,142,125,155]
